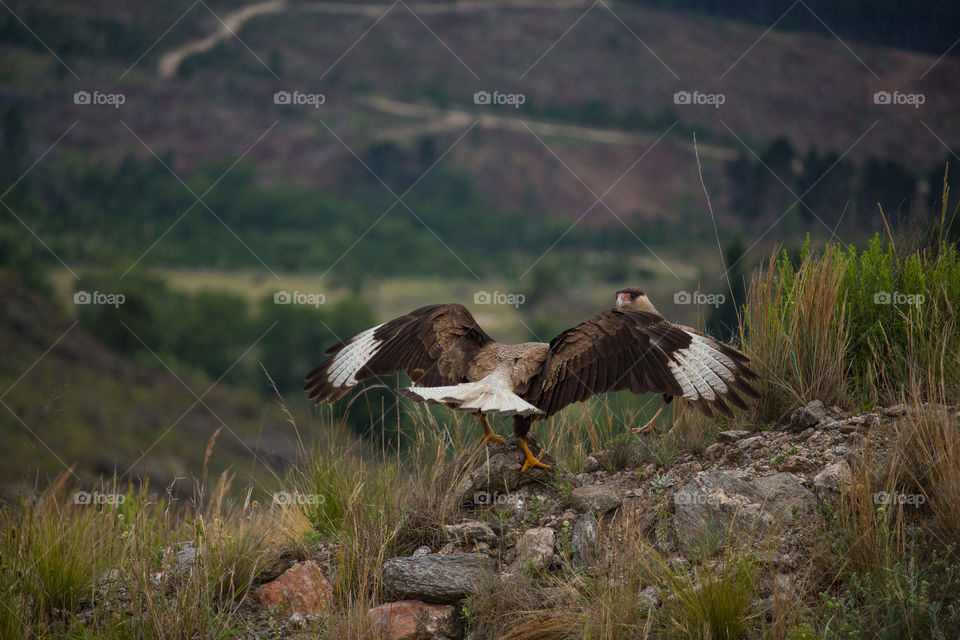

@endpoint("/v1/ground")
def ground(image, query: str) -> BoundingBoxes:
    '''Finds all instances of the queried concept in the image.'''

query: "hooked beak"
[616,293,629,308]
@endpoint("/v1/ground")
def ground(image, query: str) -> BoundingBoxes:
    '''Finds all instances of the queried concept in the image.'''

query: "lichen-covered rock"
[571,512,599,567]
[516,527,556,569]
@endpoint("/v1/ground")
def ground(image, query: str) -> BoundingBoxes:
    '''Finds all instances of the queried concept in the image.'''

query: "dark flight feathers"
[304,304,493,403]
[304,304,758,421]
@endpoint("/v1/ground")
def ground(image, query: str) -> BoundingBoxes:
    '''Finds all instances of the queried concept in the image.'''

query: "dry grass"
[0,470,283,640]
[8,222,960,638]
[742,245,850,424]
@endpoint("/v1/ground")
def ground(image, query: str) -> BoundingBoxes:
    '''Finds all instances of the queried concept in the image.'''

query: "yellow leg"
[632,402,667,434]
[476,413,504,446]
[518,436,552,472]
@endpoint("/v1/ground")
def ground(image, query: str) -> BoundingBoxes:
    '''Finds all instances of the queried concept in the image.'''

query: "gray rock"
[704,442,724,458]
[98,568,122,584]
[453,441,556,505]
[844,414,880,432]
[444,521,497,545]
[288,612,306,629]
[813,461,850,494]
[638,586,661,609]
[790,400,826,431]
[571,485,622,514]
[571,512,599,567]
[883,404,907,417]
[583,455,600,473]
[382,553,497,603]
[516,527,556,569]
[757,549,795,570]
[717,430,752,443]
[737,436,764,450]
[779,455,817,473]
[171,541,200,572]
[673,471,815,549]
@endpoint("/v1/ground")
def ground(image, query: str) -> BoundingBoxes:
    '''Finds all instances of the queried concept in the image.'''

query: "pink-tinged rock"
[256,560,333,616]
[368,600,461,640]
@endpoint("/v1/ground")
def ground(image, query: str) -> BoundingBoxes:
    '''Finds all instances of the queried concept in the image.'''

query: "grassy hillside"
[0,273,299,499]
[2,230,958,639]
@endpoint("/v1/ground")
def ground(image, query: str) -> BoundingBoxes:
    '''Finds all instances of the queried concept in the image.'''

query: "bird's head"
[615,287,658,313]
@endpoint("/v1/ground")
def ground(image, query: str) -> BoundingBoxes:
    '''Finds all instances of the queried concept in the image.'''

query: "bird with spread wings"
[304,287,758,472]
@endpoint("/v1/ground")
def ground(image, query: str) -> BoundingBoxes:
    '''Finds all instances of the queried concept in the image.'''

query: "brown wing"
[304,304,494,404]
[525,309,758,418]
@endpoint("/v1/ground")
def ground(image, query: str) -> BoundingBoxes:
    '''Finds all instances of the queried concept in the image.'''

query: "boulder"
[368,600,461,640]
[673,471,815,549]
[571,485,621,514]
[382,553,496,603]
[256,560,333,616]
[516,527,556,569]
[790,401,826,431]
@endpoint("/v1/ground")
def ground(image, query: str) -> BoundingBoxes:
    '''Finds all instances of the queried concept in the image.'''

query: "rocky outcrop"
[673,471,816,548]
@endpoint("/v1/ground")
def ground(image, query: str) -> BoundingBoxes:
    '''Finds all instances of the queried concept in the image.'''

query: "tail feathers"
[400,381,543,416]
